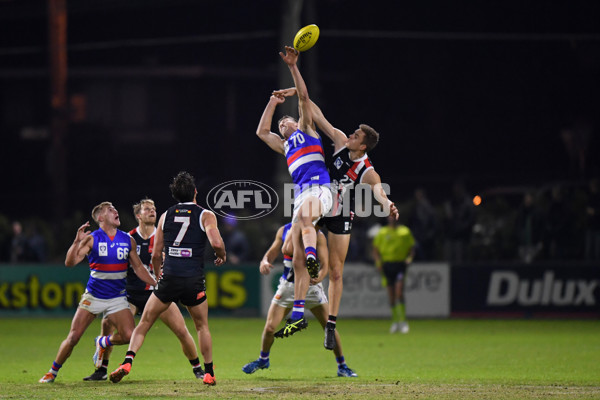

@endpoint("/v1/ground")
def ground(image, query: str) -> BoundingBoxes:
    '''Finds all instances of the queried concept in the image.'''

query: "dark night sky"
[1,0,600,220]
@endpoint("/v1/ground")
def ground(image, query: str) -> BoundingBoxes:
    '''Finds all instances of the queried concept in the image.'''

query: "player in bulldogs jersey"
[271,87,399,350]
[83,198,204,382]
[39,202,157,383]
[110,172,226,386]
[241,223,358,378]
[256,46,333,339]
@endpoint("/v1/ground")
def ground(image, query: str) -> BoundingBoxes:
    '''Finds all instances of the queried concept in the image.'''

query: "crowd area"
[1,178,599,266]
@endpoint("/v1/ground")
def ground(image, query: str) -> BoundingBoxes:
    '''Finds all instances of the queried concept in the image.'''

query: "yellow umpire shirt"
[373,225,415,263]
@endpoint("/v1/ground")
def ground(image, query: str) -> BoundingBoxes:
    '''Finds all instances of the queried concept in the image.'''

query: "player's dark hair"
[278,115,297,125]
[360,124,380,152]
[170,171,196,203]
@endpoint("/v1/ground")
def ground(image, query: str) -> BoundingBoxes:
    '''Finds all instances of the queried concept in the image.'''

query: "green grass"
[1,318,599,399]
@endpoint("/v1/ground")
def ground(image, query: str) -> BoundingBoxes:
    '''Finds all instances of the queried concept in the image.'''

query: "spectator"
[442,181,475,263]
[25,222,47,262]
[408,188,438,260]
[10,221,27,263]
[543,185,571,259]
[222,215,250,265]
[514,192,544,263]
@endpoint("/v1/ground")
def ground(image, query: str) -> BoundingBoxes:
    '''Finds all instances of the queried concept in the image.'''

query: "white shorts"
[78,291,130,317]
[292,185,333,225]
[271,280,328,309]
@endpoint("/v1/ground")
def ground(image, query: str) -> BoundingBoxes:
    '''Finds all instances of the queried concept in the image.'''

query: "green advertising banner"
[0,264,260,317]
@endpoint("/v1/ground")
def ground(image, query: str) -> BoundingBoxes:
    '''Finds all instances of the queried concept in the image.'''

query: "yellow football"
[293,24,320,52]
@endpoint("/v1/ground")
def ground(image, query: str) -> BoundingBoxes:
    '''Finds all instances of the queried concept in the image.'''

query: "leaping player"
[256,46,332,337]
[272,87,399,350]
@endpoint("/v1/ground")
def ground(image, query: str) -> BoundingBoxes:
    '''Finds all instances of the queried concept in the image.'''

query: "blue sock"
[336,356,346,367]
[259,351,269,362]
[305,246,316,260]
[290,300,305,320]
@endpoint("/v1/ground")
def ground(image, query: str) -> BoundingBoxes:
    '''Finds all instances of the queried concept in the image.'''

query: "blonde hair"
[91,201,113,224]
[133,198,155,221]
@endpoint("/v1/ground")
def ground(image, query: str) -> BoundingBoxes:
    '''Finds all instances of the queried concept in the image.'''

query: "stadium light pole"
[48,0,68,229]
[278,0,302,117]
[273,0,304,190]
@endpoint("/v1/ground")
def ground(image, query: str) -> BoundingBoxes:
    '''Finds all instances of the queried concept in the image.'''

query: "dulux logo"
[487,271,599,306]
[206,180,279,220]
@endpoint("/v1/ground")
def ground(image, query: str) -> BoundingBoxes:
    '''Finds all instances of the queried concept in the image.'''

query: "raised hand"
[278,45,299,66]
[75,221,91,243]
[272,87,297,98]
[270,94,285,105]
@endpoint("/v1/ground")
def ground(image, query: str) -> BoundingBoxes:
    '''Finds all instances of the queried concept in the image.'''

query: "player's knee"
[65,331,83,347]
[264,322,277,335]
[172,326,191,340]
[120,327,134,343]
[299,213,313,227]
[193,319,208,333]
[300,204,318,223]
[330,268,343,282]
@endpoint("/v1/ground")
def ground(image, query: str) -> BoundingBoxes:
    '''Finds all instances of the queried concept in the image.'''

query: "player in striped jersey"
[271,88,399,350]
[83,198,204,381]
[256,46,332,337]
[241,223,357,377]
[39,202,157,383]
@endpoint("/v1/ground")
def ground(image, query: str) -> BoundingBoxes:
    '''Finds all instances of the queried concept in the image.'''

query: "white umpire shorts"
[292,185,333,225]
[78,290,130,317]
[271,279,328,309]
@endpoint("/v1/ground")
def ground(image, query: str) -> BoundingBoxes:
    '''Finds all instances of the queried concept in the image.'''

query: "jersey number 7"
[173,216,190,246]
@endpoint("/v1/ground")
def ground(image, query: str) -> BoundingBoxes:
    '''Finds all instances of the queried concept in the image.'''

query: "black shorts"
[126,290,152,315]
[318,213,354,235]
[153,274,207,307]
[382,262,407,287]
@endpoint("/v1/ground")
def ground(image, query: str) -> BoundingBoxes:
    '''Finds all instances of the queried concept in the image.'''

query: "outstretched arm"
[256,95,287,155]
[129,236,158,286]
[151,213,166,277]
[279,46,316,137]
[310,99,348,151]
[65,222,94,267]
[362,169,399,220]
[259,226,284,275]
[273,87,347,150]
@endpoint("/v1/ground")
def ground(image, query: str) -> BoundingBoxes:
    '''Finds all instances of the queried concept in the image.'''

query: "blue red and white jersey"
[284,129,330,196]
[86,229,131,299]
[280,223,293,281]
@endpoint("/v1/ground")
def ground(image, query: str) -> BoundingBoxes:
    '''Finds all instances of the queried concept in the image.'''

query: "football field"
[0,317,599,399]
